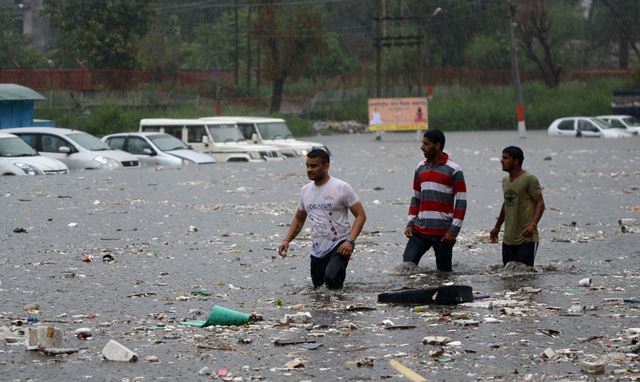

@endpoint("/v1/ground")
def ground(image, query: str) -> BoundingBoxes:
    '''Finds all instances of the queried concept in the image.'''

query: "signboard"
[368,97,428,132]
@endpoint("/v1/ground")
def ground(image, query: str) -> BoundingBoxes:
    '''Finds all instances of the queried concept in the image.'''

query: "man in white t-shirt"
[278,149,367,289]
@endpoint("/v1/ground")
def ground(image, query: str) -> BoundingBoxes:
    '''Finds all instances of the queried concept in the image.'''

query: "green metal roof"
[0,83,46,101]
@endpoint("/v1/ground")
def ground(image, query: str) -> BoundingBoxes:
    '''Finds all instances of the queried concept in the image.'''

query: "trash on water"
[377,285,473,305]
[101,339,138,362]
[281,312,312,324]
[74,327,92,340]
[581,360,606,374]
[541,347,556,359]
[274,337,316,346]
[578,278,592,287]
[388,359,428,382]
[26,326,64,350]
[422,336,451,345]
[282,358,305,369]
[180,305,251,327]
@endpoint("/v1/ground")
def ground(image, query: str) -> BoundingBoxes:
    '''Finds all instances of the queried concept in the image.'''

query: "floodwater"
[1,130,639,381]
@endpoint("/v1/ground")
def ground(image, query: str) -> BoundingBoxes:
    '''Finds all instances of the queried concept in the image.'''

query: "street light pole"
[508,1,526,138]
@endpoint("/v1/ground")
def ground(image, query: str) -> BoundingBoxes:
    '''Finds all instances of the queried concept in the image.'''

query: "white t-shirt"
[298,177,359,258]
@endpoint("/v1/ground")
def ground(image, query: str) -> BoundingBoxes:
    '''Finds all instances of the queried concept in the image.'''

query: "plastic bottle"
[26,307,40,324]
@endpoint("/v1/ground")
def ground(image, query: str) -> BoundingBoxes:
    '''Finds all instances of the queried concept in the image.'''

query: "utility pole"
[508,0,526,138]
[234,0,239,85]
[373,0,424,98]
[246,3,252,94]
[375,0,383,97]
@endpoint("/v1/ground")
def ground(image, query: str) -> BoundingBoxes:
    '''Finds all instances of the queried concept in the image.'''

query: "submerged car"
[139,118,283,162]
[3,127,140,170]
[201,116,329,157]
[547,117,633,138]
[596,115,640,135]
[0,132,68,175]
[102,132,216,167]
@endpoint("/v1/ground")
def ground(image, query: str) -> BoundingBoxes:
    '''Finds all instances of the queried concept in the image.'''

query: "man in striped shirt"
[399,129,467,272]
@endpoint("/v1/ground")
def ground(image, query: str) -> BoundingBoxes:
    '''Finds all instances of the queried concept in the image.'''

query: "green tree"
[45,0,154,68]
[137,20,181,78]
[516,0,582,87]
[253,0,328,112]
[464,33,512,69]
[0,8,46,68]
[588,0,640,68]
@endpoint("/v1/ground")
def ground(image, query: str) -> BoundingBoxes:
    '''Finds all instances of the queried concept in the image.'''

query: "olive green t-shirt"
[502,171,542,245]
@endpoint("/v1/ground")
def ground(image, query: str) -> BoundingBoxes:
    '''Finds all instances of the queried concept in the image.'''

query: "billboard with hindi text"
[368,97,428,132]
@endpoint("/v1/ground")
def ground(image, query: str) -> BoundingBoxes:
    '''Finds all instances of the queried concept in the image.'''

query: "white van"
[139,118,283,162]
[200,116,328,158]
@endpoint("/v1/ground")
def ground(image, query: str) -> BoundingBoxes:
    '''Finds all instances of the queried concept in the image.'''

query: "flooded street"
[1,130,639,381]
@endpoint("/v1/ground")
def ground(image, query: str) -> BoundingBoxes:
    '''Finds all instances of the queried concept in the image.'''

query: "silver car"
[102,132,216,167]
[3,127,140,170]
[0,132,68,175]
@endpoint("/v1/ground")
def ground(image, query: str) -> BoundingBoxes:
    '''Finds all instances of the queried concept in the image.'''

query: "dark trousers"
[310,242,350,289]
[402,231,453,272]
[502,242,538,266]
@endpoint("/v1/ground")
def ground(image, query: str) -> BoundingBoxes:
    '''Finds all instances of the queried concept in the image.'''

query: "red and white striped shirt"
[407,153,467,237]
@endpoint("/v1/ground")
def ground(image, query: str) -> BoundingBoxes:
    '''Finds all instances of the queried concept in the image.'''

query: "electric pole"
[508,1,526,138]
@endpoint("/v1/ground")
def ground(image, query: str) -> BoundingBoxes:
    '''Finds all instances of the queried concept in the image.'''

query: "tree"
[45,0,154,69]
[515,0,581,87]
[252,0,327,112]
[594,0,640,67]
[0,8,46,68]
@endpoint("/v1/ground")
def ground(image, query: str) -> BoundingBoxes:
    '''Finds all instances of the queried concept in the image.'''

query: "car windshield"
[67,132,110,150]
[0,137,38,157]
[622,116,640,127]
[148,134,188,151]
[258,122,293,139]
[207,124,245,142]
[591,118,612,129]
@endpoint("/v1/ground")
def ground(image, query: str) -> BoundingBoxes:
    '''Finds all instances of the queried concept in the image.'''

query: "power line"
[152,0,346,13]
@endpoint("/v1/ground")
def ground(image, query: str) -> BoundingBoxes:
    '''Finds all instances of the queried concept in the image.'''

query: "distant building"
[0,0,52,52]
[0,83,45,128]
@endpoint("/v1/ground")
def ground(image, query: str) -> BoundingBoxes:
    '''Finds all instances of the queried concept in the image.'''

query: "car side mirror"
[251,133,258,143]
[58,146,71,154]
[143,148,155,156]
[187,145,193,150]
[202,135,209,147]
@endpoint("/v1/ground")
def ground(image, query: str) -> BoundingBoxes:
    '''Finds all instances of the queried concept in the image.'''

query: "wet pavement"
[1,130,639,381]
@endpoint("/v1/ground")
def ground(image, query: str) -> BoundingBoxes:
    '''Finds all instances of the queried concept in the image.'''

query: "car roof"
[140,118,234,126]
[1,127,84,135]
[105,132,169,138]
[596,115,632,119]
[200,116,284,123]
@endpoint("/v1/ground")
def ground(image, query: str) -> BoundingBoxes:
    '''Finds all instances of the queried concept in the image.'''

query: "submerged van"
[139,118,283,162]
[200,116,328,158]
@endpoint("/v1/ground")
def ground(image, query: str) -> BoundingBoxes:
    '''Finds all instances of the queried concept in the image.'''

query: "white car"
[102,132,216,167]
[3,127,141,170]
[0,133,68,175]
[596,115,640,135]
[201,116,328,157]
[139,118,283,162]
[547,117,633,138]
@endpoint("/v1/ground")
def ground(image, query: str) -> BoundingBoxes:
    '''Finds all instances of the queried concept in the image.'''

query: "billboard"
[368,97,428,132]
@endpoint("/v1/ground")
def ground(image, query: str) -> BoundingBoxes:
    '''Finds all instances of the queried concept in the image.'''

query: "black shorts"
[502,242,538,266]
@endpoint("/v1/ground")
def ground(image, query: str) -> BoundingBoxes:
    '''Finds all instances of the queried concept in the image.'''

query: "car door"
[126,136,158,166]
[577,119,601,137]
[15,133,80,169]
[186,125,210,153]
[556,119,576,136]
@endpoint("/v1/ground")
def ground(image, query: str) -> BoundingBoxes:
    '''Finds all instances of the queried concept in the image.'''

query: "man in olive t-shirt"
[490,146,545,266]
